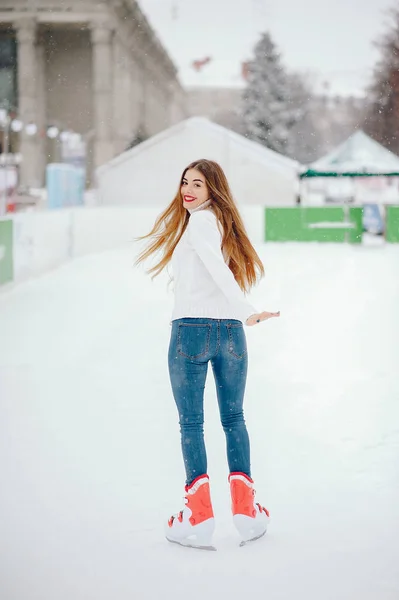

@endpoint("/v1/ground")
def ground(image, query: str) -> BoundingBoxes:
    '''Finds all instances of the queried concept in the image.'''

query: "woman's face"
[181,168,210,211]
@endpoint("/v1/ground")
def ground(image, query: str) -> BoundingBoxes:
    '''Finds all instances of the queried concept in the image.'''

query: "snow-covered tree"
[284,72,325,163]
[364,7,399,153]
[242,32,305,157]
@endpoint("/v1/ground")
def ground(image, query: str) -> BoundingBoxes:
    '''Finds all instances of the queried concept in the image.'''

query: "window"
[0,34,17,109]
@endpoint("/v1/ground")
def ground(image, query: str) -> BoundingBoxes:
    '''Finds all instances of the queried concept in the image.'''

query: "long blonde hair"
[135,159,264,293]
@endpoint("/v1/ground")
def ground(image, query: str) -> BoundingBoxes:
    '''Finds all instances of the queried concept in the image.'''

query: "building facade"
[0,0,187,187]
[187,86,245,136]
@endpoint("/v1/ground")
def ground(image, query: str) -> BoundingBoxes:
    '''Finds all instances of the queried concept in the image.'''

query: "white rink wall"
[4,204,265,285]
[13,211,73,283]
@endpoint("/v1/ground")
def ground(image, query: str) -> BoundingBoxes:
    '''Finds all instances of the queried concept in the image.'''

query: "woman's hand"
[246,311,280,326]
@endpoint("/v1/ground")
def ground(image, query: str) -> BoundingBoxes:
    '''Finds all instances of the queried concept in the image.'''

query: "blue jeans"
[168,318,251,486]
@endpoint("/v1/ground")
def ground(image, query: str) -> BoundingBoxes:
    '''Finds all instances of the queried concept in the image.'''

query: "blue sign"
[46,163,84,209]
[363,203,384,234]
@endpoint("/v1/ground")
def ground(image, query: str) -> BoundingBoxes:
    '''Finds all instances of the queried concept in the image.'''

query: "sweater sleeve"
[188,210,257,324]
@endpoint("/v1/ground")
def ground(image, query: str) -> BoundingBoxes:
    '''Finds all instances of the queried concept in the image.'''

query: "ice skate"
[229,472,270,546]
[166,474,216,551]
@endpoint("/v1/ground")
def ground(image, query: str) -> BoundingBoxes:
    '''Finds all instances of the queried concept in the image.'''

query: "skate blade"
[239,529,267,547]
[166,537,217,551]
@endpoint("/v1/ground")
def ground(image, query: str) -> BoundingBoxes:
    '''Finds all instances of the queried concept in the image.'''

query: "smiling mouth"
[184,195,197,202]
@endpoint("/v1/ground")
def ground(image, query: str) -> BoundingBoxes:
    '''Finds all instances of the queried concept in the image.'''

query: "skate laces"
[253,489,269,517]
[256,502,270,517]
[230,474,270,519]
[168,482,214,528]
[168,496,188,527]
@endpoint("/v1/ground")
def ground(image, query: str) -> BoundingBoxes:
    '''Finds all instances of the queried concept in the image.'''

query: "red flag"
[192,57,212,71]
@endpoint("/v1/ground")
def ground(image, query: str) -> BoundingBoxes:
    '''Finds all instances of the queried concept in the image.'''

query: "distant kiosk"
[299,130,399,206]
[299,130,399,237]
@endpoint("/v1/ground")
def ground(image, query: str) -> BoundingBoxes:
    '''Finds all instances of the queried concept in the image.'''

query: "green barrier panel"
[265,207,363,243]
[348,207,363,244]
[0,219,14,285]
[385,205,399,243]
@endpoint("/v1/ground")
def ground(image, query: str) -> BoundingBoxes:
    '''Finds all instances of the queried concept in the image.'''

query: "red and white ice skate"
[166,474,216,551]
[229,472,270,546]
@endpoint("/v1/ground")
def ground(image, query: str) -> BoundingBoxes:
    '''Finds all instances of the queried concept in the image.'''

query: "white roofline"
[96,117,302,178]
[310,129,399,171]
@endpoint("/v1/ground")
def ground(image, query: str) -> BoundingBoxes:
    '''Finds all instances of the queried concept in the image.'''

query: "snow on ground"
[0,241,398,600]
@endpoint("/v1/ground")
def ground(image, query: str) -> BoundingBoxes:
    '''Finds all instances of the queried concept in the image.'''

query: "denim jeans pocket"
[177,323,211,359]
[227,324,247,359]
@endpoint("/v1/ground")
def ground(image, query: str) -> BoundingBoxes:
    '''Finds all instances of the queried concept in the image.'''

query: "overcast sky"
[139,0,394,96]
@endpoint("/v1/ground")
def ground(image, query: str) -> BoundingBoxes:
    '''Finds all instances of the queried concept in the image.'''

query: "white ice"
[1,241,398,600]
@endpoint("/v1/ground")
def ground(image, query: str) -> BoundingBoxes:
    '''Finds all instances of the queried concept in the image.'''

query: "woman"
[136,159,280,549]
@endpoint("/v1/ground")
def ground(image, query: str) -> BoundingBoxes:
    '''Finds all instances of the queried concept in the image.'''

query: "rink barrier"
[385,205,399,243]
[0,218,14,285]
[264,207,363,243]
[0,206,177,288]
[0,205,265,288]
[2,204,399,290]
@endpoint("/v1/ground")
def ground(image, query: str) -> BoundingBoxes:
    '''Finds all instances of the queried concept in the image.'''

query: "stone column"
[129,57,141,138]
[139,43,152,137]
[112,40,132,155]
[91,22,114,171]
[14,18,40,189]
[36,33,47,186]
[136,60,147,138]
[170,81,187,126]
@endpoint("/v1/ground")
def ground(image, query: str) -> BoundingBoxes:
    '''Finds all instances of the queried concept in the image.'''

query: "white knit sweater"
[171,206,257,325]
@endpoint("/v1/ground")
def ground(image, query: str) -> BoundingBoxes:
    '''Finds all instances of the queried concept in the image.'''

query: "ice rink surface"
[1,240,398,600]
